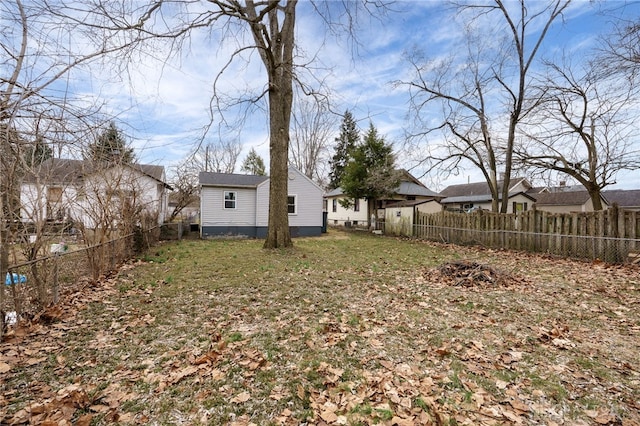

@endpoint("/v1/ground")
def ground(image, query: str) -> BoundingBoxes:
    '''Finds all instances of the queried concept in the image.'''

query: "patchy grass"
[1,229,639,425]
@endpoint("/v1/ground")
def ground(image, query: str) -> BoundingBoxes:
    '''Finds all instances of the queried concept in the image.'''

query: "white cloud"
[40,0,639,189]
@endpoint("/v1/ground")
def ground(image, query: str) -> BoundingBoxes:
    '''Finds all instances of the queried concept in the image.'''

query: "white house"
[439,177,537,213]
[20,158,171,229]
[324,169,441,227]
[199,166,323,238]
[324,188,370,227]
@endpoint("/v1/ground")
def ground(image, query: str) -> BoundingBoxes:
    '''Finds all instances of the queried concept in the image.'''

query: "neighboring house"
[384,198,443,235]
[533,187,609,213]
[439,177,536,213]
[323,188,369,227]
[168,196,200,222]
[20,158,171,229]
[602,189,640,212]
[199,166,323,238]
[324,170,440,227]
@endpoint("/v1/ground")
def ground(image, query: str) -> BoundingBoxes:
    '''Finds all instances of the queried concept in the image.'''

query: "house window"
[288,195,297,214]
[462,203,474,210]
[332,199,337,212]
[354,199,360,212]
[47,187,63,221]
[513,202,528,212]
[224,191,237,209]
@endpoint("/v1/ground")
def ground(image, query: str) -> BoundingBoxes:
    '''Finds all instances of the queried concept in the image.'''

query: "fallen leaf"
[320,409,338,423]
[76,414,93,426]
[26,357,47,366]
[231,391,250,403]
[391,416,415,426]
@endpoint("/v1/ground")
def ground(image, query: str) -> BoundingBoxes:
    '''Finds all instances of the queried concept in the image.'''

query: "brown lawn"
[1,230,639,425]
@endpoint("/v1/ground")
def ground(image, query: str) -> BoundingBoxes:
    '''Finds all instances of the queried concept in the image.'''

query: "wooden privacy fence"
[407,206,640,263]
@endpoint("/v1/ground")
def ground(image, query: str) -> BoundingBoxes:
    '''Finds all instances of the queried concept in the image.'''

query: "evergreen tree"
[340,122,400,218]
[86,122,135,164]
[328,110,359,189]
[240,147,266,176]
[24,137,52,167]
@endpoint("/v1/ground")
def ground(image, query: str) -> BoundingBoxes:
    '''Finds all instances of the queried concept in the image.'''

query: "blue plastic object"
[5,273,27,286]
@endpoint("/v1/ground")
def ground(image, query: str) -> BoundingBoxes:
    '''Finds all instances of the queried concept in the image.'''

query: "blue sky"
[71,1,640,190]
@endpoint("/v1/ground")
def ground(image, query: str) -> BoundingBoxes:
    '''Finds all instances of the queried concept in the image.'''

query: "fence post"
[53,253,60,304]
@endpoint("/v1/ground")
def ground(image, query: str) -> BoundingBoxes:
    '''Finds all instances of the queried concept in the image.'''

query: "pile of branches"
[428,261,510,287]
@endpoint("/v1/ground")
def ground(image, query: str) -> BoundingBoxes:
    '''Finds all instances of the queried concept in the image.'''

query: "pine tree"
[86,122,134,164]
[24,137,52,167]
[328,110,359,189]
[340,122,400,214]
[240,147,266,176]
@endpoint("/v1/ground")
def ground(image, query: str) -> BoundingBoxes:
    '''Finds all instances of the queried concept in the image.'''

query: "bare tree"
[192,140,242,174]
[84,0,388,248]
[402,0,570,212]
[1,0,147,335]
[290,94,333,185]
[167,163,200,223]
[516,60,640,210]
[601,17,640,80]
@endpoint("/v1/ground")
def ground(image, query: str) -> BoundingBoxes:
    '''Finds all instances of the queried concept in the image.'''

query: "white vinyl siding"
[255,168,322,227]
[325,196,369,225]
[255,181,269,227]
[201,186,257,226]
[285,170,322,227]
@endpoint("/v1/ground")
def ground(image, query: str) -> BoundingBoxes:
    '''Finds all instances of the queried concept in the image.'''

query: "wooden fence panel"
[411,208,640,263]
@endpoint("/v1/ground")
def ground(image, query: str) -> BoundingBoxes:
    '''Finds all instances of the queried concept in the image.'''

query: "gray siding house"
[199,166,323,238]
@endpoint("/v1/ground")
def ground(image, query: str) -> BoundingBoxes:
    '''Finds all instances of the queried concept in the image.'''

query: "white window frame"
[224,191,237,209]
[287,194,297,215]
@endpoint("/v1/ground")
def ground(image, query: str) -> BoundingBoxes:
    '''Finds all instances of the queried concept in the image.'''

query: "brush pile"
[428,260,508,287]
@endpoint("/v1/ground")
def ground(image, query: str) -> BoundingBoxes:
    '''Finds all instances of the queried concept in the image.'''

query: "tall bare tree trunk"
[245,0,297,249]
[265,72,293,248]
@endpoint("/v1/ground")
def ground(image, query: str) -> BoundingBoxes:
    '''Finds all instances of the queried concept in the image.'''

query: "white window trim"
[287,194,297,215]
[224,190,237,209]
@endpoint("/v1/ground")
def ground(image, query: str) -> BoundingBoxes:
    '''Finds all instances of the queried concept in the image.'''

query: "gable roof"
[441,191,536,204]
[23,158,85,185]
[199,171,269,188]
[323,169,439,198]
[22,158,170,188]
[199,166,322,193]
[397,181,441,197]
[602,189,640,208]
[440,177,530,198]
[130,163,167,184]
[385,198,442,208]
[534,190,594,206]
